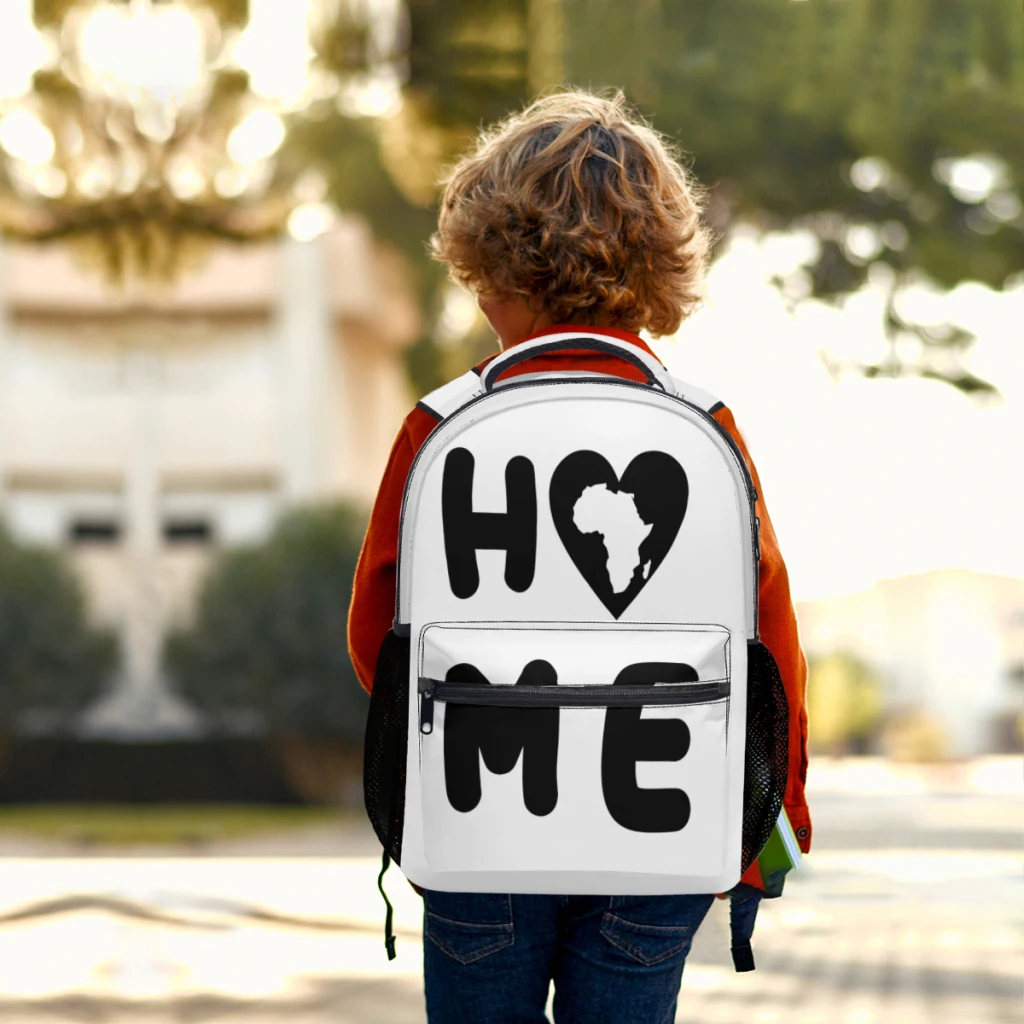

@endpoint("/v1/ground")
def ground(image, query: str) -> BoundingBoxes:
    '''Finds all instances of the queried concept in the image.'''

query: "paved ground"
[0,758,1020,1023]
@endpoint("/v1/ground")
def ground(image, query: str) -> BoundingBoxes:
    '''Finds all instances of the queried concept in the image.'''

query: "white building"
[797,569,1024,756]
[0,221,418,736]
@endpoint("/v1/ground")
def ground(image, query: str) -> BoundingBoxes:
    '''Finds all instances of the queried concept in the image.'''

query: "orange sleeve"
[348,409,437,692]
[714,406,812,854]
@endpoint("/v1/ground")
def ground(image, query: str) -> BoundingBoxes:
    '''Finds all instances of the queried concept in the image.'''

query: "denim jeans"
[422,890,715,1024]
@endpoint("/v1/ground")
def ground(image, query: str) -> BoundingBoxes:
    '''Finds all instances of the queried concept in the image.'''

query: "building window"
[163,518,214,545]
[69,518,122,544]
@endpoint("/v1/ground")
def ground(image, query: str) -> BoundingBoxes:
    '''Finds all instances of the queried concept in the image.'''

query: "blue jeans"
[422,891,715,1024]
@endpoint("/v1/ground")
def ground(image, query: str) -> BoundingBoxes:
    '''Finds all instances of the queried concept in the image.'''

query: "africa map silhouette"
[571,484,653,594]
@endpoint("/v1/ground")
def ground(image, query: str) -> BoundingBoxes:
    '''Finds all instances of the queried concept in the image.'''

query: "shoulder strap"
[482,333,676,394]
[669,375,724,416]
[416,369,483,422]
[416,367,724,423]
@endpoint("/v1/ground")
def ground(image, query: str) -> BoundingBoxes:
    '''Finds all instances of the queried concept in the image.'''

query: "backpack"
[363,332,789,962]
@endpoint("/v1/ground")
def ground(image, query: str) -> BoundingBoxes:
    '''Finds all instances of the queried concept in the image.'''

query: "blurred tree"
[0,526,117,735]
[295,0,549,393]
[165,503,368,742]
[806,651,884,755]
[882,707,949,762]
[301,0,1022,397]
[164,503,369,802]
[5,2,1018,392]
[561,0,1023,397]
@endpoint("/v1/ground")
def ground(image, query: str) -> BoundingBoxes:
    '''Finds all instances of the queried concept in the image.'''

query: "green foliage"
[0,526,117,732]
[0,803,338,848]
[165,504,369,742]
[563,0,1023,292]
[403,0,534,129]
[807,651,884,755]
[304,0,1022,396]
[287,115,443,299]
[22,0,1023,394]
[285,113,453,395]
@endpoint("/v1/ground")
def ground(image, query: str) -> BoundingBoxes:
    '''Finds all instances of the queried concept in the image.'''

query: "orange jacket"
[348,326,812,861]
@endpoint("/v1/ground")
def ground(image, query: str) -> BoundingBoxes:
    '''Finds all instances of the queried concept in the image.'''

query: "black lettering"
[601,662,694,832]
[442,447,537,599]
[443,660,559,816]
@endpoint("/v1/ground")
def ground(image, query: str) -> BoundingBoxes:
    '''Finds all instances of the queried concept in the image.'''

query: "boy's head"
[432,89,711,342]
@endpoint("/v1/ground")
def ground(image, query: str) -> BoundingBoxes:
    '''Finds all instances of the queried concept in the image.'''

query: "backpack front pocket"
[416,623,736,882]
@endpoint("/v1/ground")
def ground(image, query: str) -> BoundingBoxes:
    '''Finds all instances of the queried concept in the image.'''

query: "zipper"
[418,678,730,734]
[394,375,759,632]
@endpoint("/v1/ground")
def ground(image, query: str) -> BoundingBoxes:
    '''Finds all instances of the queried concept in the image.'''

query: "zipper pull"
[418,678,435,734]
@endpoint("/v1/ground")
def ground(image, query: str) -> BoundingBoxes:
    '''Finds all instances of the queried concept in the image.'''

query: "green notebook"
[757,807,803,879]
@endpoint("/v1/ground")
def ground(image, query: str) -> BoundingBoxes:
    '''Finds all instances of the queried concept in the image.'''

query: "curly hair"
[431,90,711,337]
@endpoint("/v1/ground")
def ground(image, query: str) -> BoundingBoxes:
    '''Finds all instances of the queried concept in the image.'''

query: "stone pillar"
[277,235,336,503]
[84,341,170,736]
[121,343,164,729]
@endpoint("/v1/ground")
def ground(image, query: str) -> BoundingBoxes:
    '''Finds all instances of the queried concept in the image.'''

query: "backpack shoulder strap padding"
[416,369,483,422]
[417,368,723,423]
[670,375,723,415]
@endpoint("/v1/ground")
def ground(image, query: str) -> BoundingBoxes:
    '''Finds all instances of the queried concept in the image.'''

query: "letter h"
[442,447,536,599]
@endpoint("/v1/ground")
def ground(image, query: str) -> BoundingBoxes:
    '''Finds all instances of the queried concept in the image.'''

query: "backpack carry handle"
[482,334,676,395]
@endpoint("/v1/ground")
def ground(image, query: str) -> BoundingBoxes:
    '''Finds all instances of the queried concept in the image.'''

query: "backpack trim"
[416,369,483,421]
[668,376,722,415]
[416,336,725,423]
[482,334,676,393]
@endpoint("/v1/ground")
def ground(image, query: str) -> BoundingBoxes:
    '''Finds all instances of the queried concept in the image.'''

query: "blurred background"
[0,1,1020,1021]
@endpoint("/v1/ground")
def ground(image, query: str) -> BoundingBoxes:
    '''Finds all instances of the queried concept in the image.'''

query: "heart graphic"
[549,451,688,618]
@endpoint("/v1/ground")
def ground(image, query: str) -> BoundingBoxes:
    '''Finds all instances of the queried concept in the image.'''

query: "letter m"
[443,660,559,816]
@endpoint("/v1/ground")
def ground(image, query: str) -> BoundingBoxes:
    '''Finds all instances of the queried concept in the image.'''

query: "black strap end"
[731,941,756,972]
[378,850,398,961]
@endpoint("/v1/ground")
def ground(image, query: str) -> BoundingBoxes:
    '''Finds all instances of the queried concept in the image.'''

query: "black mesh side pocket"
[741,640,789,872]
[363,629,410,864]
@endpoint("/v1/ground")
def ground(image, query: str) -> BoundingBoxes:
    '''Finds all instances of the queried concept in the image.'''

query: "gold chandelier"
[0,0,403,280]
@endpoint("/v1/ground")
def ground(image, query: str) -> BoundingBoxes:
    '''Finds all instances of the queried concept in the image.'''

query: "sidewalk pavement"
[0,757,1019,1023]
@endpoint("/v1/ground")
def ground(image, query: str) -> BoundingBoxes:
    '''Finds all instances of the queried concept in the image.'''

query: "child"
[349,89,810,1024]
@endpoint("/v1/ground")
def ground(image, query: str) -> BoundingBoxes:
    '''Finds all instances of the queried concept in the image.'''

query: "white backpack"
[364,333,788,955]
